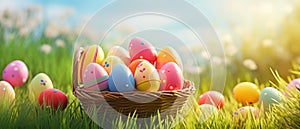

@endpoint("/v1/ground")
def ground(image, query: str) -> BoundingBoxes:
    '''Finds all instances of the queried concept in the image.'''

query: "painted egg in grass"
[198,91,225,109]
[233,82,260,105]
[102,56,124,75]
[29,73,53,100]
[2,60,28,87]
[134,60,160,92]
[107,46,130,65]
[285,78,300,98]
[233,106,259,120]
[129,38,157,64]
[258,87,283,111]
[198,104,218,122]
[108,64,135,92]
[78,45,105,83]
[159,62,183,91]
[0,81,15,102]
[38,88,68,110]
[128,59,147,75]
[156,46,183,70]
[83,63,109,91]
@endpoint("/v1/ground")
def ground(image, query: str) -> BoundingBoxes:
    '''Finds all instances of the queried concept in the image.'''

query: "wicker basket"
[72,48,195,118]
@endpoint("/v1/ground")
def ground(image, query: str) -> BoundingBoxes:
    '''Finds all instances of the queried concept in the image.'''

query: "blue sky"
[0,0,294,37]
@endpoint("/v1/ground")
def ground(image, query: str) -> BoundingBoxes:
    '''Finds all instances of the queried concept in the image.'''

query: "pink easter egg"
[129,38,157,64]
[159,62,183,91]
[2,60,29,88]
[107,46,131,65]
[285,78,300,97]
[83,63,109,91]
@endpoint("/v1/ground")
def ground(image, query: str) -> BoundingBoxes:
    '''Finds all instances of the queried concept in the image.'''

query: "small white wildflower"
[211,56,223,66]
[243,59,258,70]
[55,39,65,47]
[222,34,233,45]
[201,51,210,60]
[225,45,238,57]
[40,44,52,54]
[262,39,273,47]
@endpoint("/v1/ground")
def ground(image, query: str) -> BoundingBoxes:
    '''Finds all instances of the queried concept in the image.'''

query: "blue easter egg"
[108,64,135,92]
[258,87,283,111]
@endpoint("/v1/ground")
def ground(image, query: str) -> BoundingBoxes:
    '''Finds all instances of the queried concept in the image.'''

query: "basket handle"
[72,47,84,97]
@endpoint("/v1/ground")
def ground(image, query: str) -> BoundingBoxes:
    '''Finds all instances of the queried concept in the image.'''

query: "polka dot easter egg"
[108,64,135,92]
[107,46,131,65]
[2,60,28,88]
[128,59,147,75]
[233,106,259,121]
[29,73,53,101]
[156,46,183,70]
[159,62,183,91]
[285,78,300,98]
[38,88,68,110]
[233,82,260,105]
[198,91,225,109]
[102,56,124,75]
[258,87,283,112]
[78,45,105,83]
[129,37,157,64]
[134,60,160,92]
[0,81,15,102]
[83,63,109,91]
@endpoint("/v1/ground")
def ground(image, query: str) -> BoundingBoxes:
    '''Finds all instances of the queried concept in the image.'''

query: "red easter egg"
[129,38,157,64]
[198,91,225,109]
[38,88,68,110]
[128,59,148,75]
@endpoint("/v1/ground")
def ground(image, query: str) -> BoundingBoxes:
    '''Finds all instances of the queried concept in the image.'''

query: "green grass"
[0,36,300,129]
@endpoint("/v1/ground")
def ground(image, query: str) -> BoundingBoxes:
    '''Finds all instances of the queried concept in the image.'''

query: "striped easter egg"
[78,45,105,83]
[83,63,109,91]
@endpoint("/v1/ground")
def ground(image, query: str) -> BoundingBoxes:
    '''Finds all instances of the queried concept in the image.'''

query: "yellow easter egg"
[233,82,261,105]
[134,60,160,92]
[102,56,125,74]
[156,46,182,70]
[29,73,53,101]
[78,45,105,83]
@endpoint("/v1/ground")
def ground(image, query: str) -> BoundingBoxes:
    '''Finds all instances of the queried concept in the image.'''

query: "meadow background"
[0,0,300,128]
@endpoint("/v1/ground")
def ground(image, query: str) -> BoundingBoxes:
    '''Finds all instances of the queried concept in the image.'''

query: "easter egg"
[258,87,283,111]
[233,106,259,120]
[128,59,147,75]
[83,63,109,91]
[107,46,130,65]
[198,91,225,109]
[102,56,125,74]
[156,46,183,70]
[29,73,53,100]
[0,81,15,102]
[233,82,260,105]
[198,104,218,123]
[134,60,160,92]
[108,64,135,92]
[129,37,157,64]
[159,62,183,91]
[2,60,28,87]
[285,79,300,97]
[78,45,105,83]
[38,88,68,110]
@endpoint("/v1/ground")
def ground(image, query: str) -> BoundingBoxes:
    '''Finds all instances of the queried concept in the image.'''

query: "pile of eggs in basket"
[78,37,184,92]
